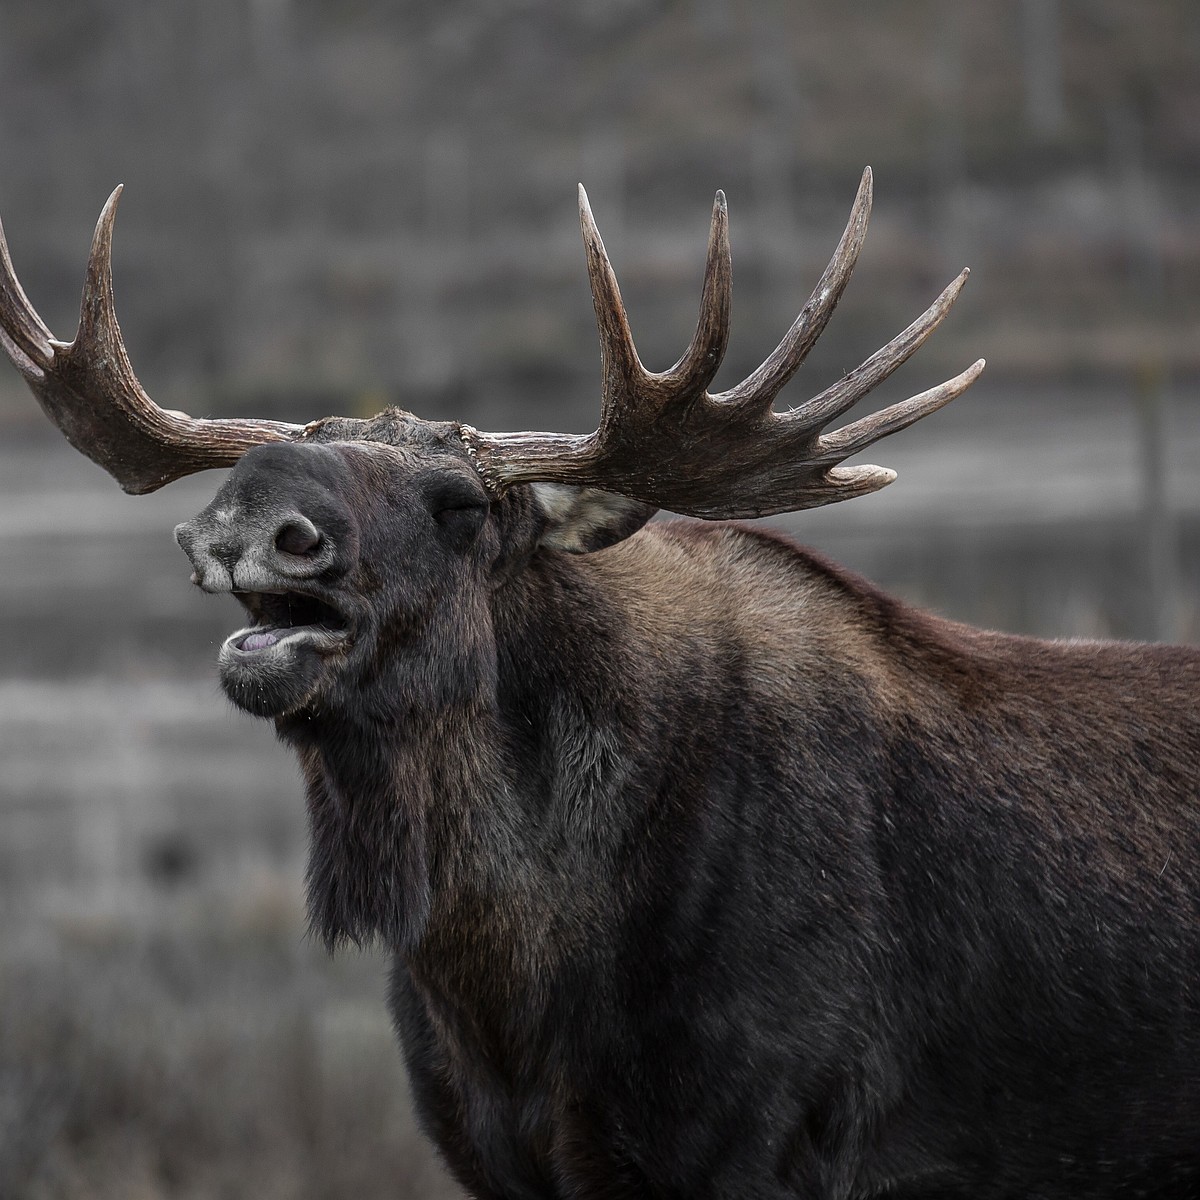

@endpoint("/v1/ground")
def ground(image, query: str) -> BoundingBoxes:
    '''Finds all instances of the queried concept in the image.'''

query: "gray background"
[1,2,1197,1196]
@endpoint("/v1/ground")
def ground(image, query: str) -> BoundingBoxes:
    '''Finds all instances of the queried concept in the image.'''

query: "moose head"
[1,169,981,725]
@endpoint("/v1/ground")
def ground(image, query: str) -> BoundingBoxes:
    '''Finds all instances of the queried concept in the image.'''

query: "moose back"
[1,171,1196,1198]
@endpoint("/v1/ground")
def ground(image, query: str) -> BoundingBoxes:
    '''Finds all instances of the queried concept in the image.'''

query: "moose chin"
[2,169,1196,1200]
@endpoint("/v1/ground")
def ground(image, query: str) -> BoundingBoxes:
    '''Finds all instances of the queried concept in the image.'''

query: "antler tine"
[659,190,732,395]
[818,358,986,462]
[579,185,646,405]
[0,188,304,494]
[721,166,873,412]
[76,185,132,368]
[0,208,55,381]
[785,267,971,434]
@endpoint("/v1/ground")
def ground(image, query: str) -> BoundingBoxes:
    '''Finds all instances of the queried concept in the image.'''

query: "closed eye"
[423,475,489,523]
[433,503,485,527]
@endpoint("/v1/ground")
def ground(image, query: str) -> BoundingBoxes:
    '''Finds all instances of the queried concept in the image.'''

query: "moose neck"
[276,548,645,966]
[276,574,503,953]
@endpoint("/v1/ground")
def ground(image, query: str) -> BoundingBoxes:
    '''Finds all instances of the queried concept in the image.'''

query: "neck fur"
[280,554,642,961]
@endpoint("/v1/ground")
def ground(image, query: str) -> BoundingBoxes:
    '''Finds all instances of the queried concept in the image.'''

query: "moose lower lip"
[230,625,348,655]
[218,623,348,719]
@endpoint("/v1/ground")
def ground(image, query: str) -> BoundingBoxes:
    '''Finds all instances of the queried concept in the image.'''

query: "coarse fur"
[174,409,1200,1200]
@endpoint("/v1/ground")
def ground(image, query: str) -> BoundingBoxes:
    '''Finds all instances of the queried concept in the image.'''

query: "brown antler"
[462,168,985,519]
[0,187,303,494]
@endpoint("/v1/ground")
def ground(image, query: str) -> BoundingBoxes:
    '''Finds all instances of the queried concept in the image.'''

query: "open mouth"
[230,589,350,653]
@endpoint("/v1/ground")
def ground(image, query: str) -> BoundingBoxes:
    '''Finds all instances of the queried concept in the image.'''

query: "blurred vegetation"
[0,680,459,1200]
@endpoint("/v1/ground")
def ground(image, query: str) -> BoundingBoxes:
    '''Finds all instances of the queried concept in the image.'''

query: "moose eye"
[426,477,487,520]
[432,502,487,551]
[424,478,489,547]
[433,501,484,525]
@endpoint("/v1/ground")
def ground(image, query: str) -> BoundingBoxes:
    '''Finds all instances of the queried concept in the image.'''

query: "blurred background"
[1,1,1197,1196]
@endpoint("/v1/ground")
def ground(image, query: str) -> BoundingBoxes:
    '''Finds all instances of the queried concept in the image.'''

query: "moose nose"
[273,515,321,557]
[175,509,333,593]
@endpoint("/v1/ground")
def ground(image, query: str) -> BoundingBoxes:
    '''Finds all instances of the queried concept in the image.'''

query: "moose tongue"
[242,630,281,652]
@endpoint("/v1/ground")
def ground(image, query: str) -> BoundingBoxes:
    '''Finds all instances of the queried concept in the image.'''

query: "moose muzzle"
[173,446,357,718]
[174,509,333,594]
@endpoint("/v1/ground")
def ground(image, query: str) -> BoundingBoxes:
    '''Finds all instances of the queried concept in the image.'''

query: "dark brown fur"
[172,416,1199,1199]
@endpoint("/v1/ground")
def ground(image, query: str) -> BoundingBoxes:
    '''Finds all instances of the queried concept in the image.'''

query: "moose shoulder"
[2,171,1196,1199]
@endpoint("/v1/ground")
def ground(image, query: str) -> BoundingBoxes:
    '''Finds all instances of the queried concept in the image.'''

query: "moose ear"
[530,484,657,554]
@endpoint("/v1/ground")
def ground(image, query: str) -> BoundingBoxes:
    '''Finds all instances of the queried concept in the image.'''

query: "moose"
[1,169,1196,1199]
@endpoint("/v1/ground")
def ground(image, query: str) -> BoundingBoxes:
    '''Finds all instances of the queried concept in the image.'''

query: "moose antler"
[0,186,302,494]
[2,173,981,516]
[462,168,985,519]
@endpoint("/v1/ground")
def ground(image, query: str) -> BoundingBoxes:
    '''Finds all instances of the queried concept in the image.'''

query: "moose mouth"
[228,589,351,655]
[218,588,353,718]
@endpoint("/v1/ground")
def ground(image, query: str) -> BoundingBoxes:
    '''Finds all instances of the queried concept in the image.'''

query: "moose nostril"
[274,518,322,557]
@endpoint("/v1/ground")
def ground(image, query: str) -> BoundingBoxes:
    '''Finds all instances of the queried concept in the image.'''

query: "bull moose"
[1,169,1196,1199]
